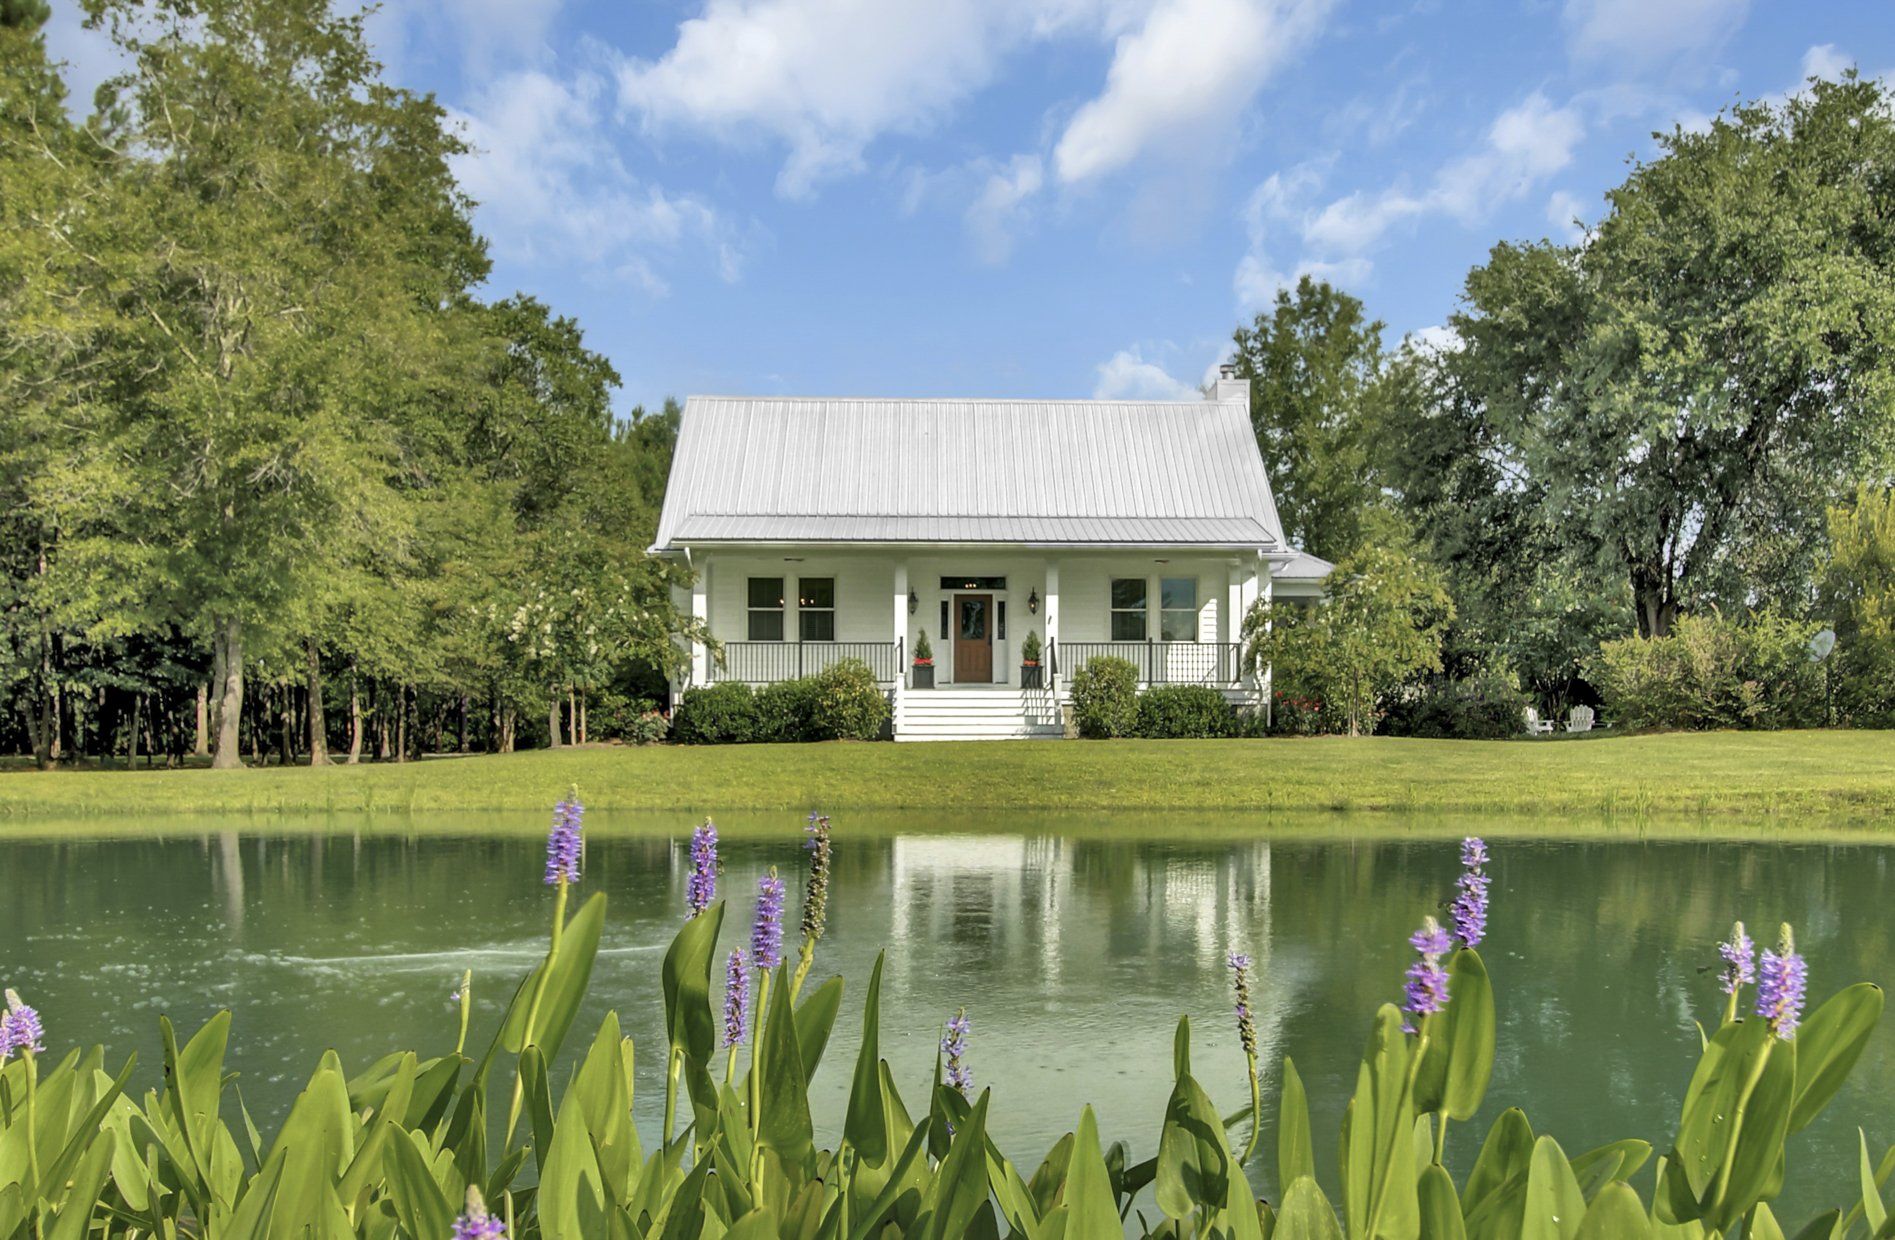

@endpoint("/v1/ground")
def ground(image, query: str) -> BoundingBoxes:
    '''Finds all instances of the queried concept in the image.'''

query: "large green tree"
[1228,277,1391,560]
[1448,76,1895,638]
[87,0,484,766]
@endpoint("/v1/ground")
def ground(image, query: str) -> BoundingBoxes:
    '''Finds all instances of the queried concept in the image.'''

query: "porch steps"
[896,686,1065,742]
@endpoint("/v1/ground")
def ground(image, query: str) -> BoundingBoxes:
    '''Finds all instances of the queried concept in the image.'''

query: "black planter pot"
[912,664,935,689]
[1020,664,1043,689]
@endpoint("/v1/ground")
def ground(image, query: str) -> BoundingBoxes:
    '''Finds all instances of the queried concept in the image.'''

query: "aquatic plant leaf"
[1343,1005,1419,1240]
[1789,985,1883,1134]
[1278,1175,1345,1240]
[794,975,845,1083]
[385,1128,454,1240]
[1280,1056,1316,1190]
[1418,1164,1467,1240]
[540,1078,609,1240]
[1462,1109,1534,1240]
[1521,1136,1585,1240]
[663,900,726,1066]
[1443,950,1497,1122]
[1572,1184,1650,1240]
[1155,1064,1232,1220]
[1568,1141,1652,1203]
[843,953,887,1166]
[1056,1106,1120,1240]
[759,966,815,1172]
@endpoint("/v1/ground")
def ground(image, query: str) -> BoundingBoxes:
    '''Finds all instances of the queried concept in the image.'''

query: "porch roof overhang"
[653,513,1280,550]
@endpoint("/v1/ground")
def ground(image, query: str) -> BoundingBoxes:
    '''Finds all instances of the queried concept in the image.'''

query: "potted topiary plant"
[1020,630,1043,688]
[912,629,935,689]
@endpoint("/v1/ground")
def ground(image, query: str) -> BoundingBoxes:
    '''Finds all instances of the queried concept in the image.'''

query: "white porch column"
[1044,560,1060,685]
[892,562,910,686]
[690,556,711,686]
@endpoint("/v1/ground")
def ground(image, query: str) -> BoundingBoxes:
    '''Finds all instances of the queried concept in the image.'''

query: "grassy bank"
[2,730,1893,819]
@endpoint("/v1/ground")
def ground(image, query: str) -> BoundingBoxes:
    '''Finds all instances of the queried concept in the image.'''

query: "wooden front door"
[953,594,993,683]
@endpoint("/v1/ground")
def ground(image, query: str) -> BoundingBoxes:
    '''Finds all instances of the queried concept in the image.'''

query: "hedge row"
[671,659,890,743]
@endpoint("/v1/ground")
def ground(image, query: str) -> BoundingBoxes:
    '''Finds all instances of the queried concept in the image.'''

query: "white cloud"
[1052,0,1332,185]
[452,69,749,291]
[1407,324,1461,354]
[1563,0,1749,66]
[1545,190,1587,242]
[1235,93,1584,302]
[1094,348,1203,400]
[1800,44,1854,83]
[615,1,1065,199]
[965,155,1045,264]
[41,2,131,117]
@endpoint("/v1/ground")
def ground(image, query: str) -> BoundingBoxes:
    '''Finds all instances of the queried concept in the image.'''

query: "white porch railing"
[709,640,903,684]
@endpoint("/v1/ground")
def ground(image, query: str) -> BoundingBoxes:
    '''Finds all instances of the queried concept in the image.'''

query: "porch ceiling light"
[1027,588,1040,614]
[908,589,918,615]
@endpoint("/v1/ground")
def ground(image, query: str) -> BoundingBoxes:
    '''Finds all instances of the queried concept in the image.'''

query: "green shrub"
[912,628,934,664]
[1134,685,1237,738]
[1382,666,1531,739]
[626,710,668,745]
[754,678,822,742]
[1267,681,1348,735]
[809,658,889,741]
[1020,630,1042,664]
[670,681,758,744]
[1595,609,1823,730]
[1070,656,1138,738]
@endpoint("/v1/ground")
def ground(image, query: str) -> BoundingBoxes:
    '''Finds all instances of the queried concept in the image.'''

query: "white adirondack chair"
[1566,705,1595,733]
[1524,707,1555,736]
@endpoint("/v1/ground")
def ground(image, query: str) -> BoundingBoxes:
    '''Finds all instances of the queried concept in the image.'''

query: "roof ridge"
[686,394,1229,407]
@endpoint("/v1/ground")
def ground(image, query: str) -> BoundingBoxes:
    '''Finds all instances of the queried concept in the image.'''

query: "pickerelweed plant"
[0,817,1884,1240]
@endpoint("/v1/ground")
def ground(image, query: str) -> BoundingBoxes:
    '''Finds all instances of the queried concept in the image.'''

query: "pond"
[2,811,1890,1223]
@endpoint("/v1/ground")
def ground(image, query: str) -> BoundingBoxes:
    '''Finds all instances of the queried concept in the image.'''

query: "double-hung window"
[747,577,785,641]
[1110,578,1148,641]
[798,578,836,641]
[1160,577,1199,641]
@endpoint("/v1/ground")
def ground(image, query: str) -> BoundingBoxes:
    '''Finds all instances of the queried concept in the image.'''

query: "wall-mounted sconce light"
[1027,588,1040,614]
[908,589,918,615]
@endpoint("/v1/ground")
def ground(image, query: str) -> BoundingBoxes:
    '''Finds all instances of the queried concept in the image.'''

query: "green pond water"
[2,811,1891,1222]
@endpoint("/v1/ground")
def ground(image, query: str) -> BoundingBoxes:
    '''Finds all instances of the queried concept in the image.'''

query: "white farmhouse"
[650,369,1331,740]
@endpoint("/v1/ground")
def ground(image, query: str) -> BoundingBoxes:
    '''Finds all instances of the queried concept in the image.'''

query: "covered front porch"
[680,547,1273,697]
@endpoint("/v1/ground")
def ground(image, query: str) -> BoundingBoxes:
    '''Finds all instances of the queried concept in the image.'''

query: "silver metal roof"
[1272,549,1335,581]
[652,393,1287,550]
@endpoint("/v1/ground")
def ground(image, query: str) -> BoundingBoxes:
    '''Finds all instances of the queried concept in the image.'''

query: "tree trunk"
[347,664,362,764]
[395,685,408,763]
[459,694,470,753]
[194,682,209,757]
[568,686,578,746]
[129,691,142,767]
[306,638,329,765]
[499,705,516,753]
[211,615,245,769]
[548,687,563,748]
[579,689,587,745]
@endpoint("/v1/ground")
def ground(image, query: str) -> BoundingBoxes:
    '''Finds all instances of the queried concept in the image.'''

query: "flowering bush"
[1269,686,1348,735]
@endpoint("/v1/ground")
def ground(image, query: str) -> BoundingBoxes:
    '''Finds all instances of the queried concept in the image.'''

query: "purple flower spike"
[544,794,584,886]
[723,949,750,1047]
[453,1187,508,1239]
[941,1009,973,1096]
[1718,922,1756,996]
[1228,951,1259,1059]
[0,989,44,1060]
[1755,923,1808,1041]
[801,813,832,943]
[687,819,719,917]
[1451,837,1490,948]
[752,871,785,971]
[1402,917,1452,1032]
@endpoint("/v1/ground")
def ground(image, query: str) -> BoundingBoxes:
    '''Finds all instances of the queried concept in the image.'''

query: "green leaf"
[794,974,846,1082]
[1463,1109,1534,1240]
[540,1076,609,1240]
[385,1129,454,1240]
[1750,1203,1788,1240]
[1789,985,1883,1134]
[1522,1136,1586,1240]
[1418,1165,1467,1240]
[1343,1005,1419,1240]
[1573,1184,1650,1240]
[758,966,815,1171]
[662,901,726,1065]
[1057,1106,1121,1240]
[843,953,888,1167]
[1443,950,1497,1122]
[1155,1061,1232,1219]
[1278,1176,1346,1240]
[1280,1056,1316,1190]
[1863,1131,1889,1236]
[1568,1141,1652,1202]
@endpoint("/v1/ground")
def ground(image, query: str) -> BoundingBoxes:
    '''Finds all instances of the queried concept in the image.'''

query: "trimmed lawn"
[2,730,1893,818]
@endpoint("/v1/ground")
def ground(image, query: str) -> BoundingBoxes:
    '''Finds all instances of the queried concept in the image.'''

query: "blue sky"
[45,0,1895,413]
